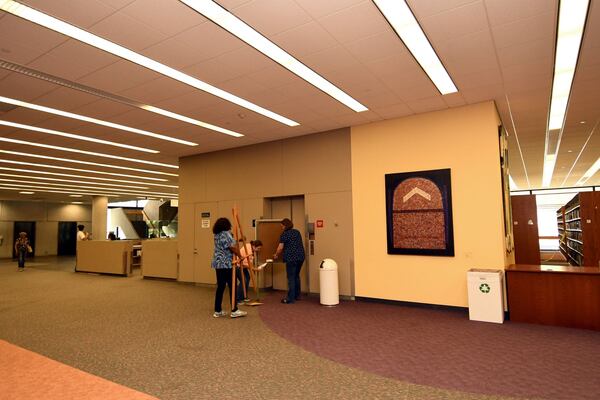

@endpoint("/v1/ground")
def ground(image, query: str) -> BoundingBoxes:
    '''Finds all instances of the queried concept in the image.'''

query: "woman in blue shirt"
[273,218,305,304]
[212,218,247,318]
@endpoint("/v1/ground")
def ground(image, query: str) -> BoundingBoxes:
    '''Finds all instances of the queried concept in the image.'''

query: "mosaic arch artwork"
[385,169,454,256]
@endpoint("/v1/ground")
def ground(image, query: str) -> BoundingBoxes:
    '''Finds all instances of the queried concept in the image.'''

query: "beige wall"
[178,128,355,296]
[351,102,509,307]
[0,200,92,258]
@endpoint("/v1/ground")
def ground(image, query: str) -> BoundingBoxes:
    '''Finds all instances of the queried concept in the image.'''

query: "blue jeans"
[236,267,250,301]
[18,249,26,268]
[285,260,304,303]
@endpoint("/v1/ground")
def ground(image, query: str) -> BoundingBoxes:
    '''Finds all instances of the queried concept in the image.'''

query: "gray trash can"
[319,258,339,306]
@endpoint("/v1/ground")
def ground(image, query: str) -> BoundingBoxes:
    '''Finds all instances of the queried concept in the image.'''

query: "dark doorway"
[58,222,77,256]
[13,221,36,258]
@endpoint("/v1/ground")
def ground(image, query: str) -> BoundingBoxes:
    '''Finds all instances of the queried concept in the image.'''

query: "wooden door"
[511,195,541,265]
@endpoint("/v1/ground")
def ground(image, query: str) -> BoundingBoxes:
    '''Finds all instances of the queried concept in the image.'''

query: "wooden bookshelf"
[562,192,600,267]
[556,206,567,259]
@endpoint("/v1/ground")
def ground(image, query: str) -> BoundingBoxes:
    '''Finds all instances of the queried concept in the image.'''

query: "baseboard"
[355,296,468,313]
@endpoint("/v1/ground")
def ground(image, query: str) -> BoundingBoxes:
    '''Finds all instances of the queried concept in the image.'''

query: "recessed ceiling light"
[542,0,590,187]
[0,0,298,127]
[568,150,573,153]
[373,0,458,95]
[580,120,587,124]
[71,201,83,204]
[0,137,178,169]
[0,164,178,188]
[0,184,119,197]
[19,191,34,194]
[0,174,150,190]
[69,194,83,198]
[0,95,198,146]
[0,120,158,153]
[181,0,368,112]
[0,182,177,198]
[0,150,178,177]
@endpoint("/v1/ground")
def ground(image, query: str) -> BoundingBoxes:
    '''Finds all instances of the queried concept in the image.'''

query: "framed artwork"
[385,168,454,256]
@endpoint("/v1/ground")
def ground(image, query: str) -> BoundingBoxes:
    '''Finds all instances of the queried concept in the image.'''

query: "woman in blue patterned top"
[211,218,247,318]
[273,218,305,304]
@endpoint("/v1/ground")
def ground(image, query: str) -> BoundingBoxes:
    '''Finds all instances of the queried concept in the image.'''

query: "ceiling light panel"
[0,181,177,198]
[0,119,158,153]
[373,0,458,95]
[0,150,178,177]
[0,137,178,168]
[577,157,600,185]
[0,59,244,138]
[0,95,198,146]
[180,0,367,112]
[0,0,298,127]
[0,171,151,190]
[0,184,120,197]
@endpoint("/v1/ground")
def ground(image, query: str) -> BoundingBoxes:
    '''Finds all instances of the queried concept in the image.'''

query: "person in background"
[77,225,89,241]
[14,232,30,272]
[212,218,247,319]
[108,232,117,240]
[273,218,305,304]
[236,239,263,304]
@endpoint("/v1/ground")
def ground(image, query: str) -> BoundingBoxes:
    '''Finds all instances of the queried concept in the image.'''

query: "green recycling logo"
[479,283,491,294]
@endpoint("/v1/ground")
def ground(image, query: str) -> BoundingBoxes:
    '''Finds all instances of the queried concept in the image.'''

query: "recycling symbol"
[479,283,491,294]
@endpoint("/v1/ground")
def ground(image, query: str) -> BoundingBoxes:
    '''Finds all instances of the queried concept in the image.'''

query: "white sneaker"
[213,311,227,318]
[230,309,247,318]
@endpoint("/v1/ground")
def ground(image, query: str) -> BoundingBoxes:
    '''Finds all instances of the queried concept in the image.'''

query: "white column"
[92,196,108,241]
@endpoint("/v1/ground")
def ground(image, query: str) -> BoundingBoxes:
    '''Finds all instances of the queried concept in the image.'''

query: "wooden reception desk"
[506,264,600,330]
[76,240,135,276]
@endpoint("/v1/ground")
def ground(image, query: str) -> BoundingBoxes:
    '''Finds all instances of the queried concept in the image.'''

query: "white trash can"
[319,258,339,306]
[467,269,504,323]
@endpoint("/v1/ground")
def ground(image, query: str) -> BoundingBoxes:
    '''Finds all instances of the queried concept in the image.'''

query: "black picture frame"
[385,168,454,256]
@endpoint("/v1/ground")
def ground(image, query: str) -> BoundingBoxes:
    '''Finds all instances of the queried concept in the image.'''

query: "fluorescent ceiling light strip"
[0,178,177,197]
[577,157,600,185]
[0,96,198,146]
[0,60,244,138]
[561,119,599,187]
[0,162,178,188]
[0,0,298,127]
[0,182,178,198]
[180,0,367,112]
[372,0,457,95]
[543,0,589,187]
[508,175,518,191]
[0,184,119,197]
[0,150,178,177]
[0,137,178,169]
[0,171,150,189]
[0,120,158,153]
[0,158,167,182]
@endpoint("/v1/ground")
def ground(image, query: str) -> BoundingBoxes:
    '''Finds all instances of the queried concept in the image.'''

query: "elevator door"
[58,222,77,256]
[266,196,308,293]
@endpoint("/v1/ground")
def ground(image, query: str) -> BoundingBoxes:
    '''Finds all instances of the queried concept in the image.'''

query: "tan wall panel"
[47,204,92,221]
[177,202,195,282]
[194,202,217,284]
[142,240,178,279]
[351,102,508,307]
[0,221,13,258]
[0,201,46,221]
[35,221,58,256]
[306,191,354,296]
[76,240,133,275]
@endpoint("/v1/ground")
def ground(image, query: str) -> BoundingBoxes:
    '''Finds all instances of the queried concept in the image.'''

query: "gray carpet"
[1,257,517,399]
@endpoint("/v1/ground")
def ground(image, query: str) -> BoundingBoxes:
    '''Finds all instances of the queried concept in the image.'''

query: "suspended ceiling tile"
[34,87,104,111]
[247,65,301,89]
[0,14,67,53]
[496,38,554,68]
[88,11,167,51]
[408,96,448,114]
[22,0,117,28]
[452,67,503,90]
[78,60,162,94]
[293,0,365,20]
[142,36,208,70]
[484,0,556,27]
[118,76,195,105]
[343,30,407,65]
[318,1,388,44]
[442,92,467,108]
[121,0,204,37]
[271,21,338,57]
[420,1,489,40]
[0,73,58,101]
[173,22,244,63]
[232,0,313,37]
[491,11,555,49]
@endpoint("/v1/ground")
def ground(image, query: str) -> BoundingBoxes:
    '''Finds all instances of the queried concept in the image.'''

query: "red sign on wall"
[316,220,324,228]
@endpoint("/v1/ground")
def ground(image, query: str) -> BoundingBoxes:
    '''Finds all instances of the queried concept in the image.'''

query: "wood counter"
[506,264,600,330]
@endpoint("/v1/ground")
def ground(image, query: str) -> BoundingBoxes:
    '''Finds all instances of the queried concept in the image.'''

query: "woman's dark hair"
[77,224,84,231]
[281,218,293,230]
[251,240,263,247]
[213,217,232,234]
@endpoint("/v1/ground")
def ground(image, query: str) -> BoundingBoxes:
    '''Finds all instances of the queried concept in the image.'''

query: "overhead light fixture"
[0,182,177,198]
[0,95,198,146]
[69,194,83,197]
[0,173,150,190]
[577,156,600,185]
[509,175,518,191]
[0,60,244,138]
[0,120,158,153]
[0,164,178,188]
[0,184,119,197]
[0,0,298,127]
[373,0,457,95]
[71,201,83,204]
[19,191,34,194]
[0,137,178,169]
[180,0,368,112]
[0,158,168,182]
[0,150,178,177]
[542,0,590,187]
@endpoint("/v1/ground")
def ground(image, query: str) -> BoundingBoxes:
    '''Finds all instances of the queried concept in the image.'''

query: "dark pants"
[214,268,238,313]
[236,267,250,301]
[285,260,304,303]
[18,249,26,268]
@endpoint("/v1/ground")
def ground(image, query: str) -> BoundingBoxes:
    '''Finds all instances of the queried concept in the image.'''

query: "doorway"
[58,222,77,256]
[13,221,36,258]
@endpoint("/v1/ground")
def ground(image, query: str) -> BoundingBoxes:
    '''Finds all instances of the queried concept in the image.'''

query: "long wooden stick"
[233,207,259,300]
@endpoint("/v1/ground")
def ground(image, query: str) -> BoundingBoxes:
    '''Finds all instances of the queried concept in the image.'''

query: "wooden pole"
[233,207,259,301]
